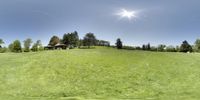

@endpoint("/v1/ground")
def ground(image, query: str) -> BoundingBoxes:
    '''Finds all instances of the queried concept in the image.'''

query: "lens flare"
[117,9,137,20]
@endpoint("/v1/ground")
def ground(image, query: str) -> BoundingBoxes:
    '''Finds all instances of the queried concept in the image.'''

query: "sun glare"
[117,9,137,20]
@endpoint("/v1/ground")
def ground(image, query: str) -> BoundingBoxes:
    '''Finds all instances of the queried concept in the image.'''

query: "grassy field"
[0,47,200,100]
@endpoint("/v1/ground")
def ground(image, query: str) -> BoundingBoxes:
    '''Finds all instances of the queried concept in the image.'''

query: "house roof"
[55,43,67,47]
[44,45,54,48]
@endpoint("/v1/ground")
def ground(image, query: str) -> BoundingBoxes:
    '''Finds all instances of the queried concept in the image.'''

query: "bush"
[0,47,7,53]
[150,46,157,51]
[122,46,135,50]
[166,46,176,52]
[24,49,30,52]
[69,45,74,49]
[8,43,14,52]
[157,44,166,52]
[135,46,141,50]
[38,46,44,51]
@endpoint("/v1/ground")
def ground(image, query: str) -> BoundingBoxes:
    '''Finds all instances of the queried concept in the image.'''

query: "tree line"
[115,38,199,53]
[0,31,110,53]
[1,31,200,53]
[48,31,110,49]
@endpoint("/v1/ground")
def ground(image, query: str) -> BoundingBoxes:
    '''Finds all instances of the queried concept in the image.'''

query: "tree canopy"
[12,40,22,52]
[1,31,200,53]
[194,38,200,52]
[49,36,60,46]
[23,38,32,52]
[62,31,79,47]
[116,38,122,49]
[0,39,4,48]
[180,40,192,52]
[32,40,43,52]
[83,33,97,47]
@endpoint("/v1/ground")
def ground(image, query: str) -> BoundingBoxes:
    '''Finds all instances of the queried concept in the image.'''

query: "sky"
[0,0,200,47]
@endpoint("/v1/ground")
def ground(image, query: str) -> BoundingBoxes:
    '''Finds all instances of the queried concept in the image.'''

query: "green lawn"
[0,47,200,100]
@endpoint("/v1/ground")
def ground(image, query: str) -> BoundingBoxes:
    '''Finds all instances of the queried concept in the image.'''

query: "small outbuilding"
[55,43,67,49]
[44,45,54,50]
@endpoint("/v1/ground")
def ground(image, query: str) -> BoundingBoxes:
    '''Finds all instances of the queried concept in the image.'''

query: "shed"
[44,45,54,50]
[55,43,67,49]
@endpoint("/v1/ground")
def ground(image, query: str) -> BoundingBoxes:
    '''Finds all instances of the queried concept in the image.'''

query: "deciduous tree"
[0,39,4,48]
[12,40,22,52]
[62,31,79,47]
[31,40,43,52]
[180,40,192,53]
[49,35,60,46]
[194,38,200,52]
[23,38,32,52]
[115,38,123,49]
[83,33,97,48]
[157,44,166,52]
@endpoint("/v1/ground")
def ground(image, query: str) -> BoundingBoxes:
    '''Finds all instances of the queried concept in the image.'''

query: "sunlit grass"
[0,47,200,99]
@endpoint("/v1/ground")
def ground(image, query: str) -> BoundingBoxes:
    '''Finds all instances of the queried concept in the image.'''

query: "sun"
[117,9,137,20]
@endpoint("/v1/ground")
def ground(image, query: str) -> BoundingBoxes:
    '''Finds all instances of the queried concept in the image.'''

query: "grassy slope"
[0,47,200,100]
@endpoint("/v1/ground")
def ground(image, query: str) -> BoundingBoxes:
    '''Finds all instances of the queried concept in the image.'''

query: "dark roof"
[44,45,54,48]
[55,43,67,47]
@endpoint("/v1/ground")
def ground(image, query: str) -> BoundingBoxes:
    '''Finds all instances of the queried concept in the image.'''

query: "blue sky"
[0,0,200,46]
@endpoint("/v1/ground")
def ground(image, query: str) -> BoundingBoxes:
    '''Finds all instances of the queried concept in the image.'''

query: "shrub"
[122,46,135,50]
[166,46,176,52]
[135,46,141,50]
[150,46,157,51]
[157,44,166,52]
[0,47,7,53]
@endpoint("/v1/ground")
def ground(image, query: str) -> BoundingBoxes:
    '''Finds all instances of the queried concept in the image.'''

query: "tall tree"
[23,38,32,52]
[157,44,166,52]
[12,40,22,52]
[62,31,79,47]
[8,43,13,52]
[62,33,70,45]
[78,39,83,47]
[32,40,43,52]
[36,40,42,47]
[83,33,97,48]
[166,45,176,52]
[180,40,192,53]
[49,35,60,46]
[71,31,79,47]
[147,43,151,50]
[97,40,110,46]
[176,46,180,52]
[142,44,146,50]
[194,38,200,52]
[0,39,4,48]
[115,38,123,49]
[31,43,38,52]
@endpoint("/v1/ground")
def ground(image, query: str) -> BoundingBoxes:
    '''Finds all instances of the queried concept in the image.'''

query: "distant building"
[55,43,67,49]
[44,43,67,50]
[44,45,54,50]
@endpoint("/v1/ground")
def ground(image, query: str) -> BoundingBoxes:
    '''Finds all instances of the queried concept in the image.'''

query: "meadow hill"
[1,0,200,99]
[1,39,200,99]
